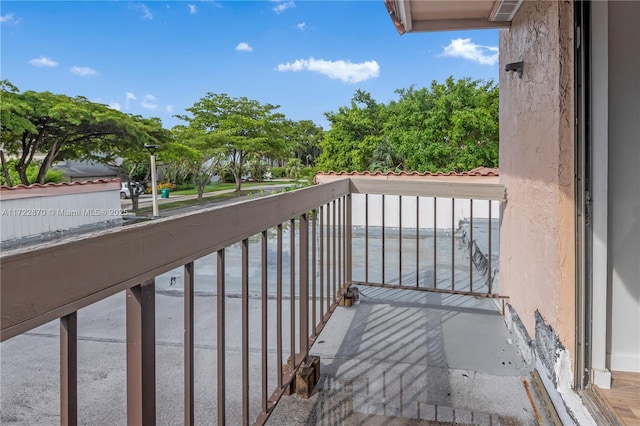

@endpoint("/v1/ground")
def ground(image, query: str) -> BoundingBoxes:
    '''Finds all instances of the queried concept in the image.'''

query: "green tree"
[245,157,269,182]
[0,159,64,186]
[284,158,303,182]
[170,125,224,200]
[105,116,170,211]
[176,93,286,192]
[386,77,499,172]
[287,119,324,166]
[317,90,386,171]
[369,138,404,172]
[0,81,167,186]
[315,77,498,174]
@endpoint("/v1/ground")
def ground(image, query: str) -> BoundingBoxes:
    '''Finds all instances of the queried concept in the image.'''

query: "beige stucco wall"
[499,0,576,370]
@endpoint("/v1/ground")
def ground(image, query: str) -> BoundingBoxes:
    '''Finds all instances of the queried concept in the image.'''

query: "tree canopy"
[317,77,499,173]
[0,81,169,186]
[317,90,387,172]
[175,93,287,192]
[1,76,499,191]
[286,119,324,167]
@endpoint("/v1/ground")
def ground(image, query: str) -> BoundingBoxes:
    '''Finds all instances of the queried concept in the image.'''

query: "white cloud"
[235,42,253,52]
[70,66,98,76]
[296,22,305,30]
[442,38,498,66]
[109,102,122,111]
[141,94,158,110]
[273,1,295,14]
[136,3,153,20]
[166,105,174,113]
[1,13,19,24]
[29,56,58,67]
[125,92,137,109]
[188,4,197,14]
[277,57,380,84]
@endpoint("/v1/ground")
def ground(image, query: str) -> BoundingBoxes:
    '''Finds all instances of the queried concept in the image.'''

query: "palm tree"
[284,158,303,182]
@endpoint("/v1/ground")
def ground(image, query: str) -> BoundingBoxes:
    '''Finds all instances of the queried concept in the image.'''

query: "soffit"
[386,0,523,34]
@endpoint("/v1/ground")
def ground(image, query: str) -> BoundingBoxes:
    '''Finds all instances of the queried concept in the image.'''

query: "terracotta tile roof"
[1,179,122,200]
[1,178,121,191]
[316,167,499,177]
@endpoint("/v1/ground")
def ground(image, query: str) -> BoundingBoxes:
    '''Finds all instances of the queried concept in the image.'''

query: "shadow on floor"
[268,287,538,425]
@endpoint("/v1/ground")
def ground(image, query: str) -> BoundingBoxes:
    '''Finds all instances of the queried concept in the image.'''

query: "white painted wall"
[607,0,640,373]
[590,0,611,387]
[350,194,500,229]
[1,182,122,246]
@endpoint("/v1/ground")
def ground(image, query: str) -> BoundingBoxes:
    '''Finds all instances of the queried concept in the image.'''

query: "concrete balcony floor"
[1,286,545,425]
[269,287,542,425]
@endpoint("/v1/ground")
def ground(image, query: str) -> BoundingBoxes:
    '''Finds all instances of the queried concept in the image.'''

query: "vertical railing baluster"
[60,312,77,426]
[343,196,347,289]
[276,225,283,389]
[126,279,156,425]
[184,262,195,426]
[433,198,437,289]
[469,200,474,293]
[451,198,455,291]
[319,207,324,325]
[416,196,419,288]
[337,198,342,292]
[312,210,317,337]
[341,197,345,289]
[326,203,331,311]
[399,195,403,286]
[365,194,369,283]
[332,201,336,304]
[242,239,249,425]
[261,231,268,415]
[346,194,352,287]
[488,201,493,294]
[217,250,226,425]
[290,219,296,367]
[382,194,385,284]
[299,213,309,357]
[341,196,344,289]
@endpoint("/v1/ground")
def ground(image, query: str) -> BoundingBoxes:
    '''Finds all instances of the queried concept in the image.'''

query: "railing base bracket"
[339,287,358,307]
[295,366,315,398]
[283,355,322,399]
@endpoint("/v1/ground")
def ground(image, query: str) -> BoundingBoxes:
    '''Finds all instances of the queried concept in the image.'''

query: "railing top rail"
[0,179,350,341]
[348,177,505,201]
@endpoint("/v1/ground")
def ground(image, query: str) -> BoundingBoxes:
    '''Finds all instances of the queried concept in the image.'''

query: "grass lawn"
[171,181,284,196]
[136,190,252,214]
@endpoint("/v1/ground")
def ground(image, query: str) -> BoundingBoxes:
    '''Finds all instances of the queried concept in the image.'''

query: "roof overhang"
[384,0,523,34]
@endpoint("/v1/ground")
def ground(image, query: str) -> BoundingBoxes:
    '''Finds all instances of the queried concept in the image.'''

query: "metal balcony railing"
[0,177,505,425]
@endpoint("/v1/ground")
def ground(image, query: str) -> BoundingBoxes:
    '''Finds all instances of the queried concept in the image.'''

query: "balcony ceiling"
[385,0,523,34]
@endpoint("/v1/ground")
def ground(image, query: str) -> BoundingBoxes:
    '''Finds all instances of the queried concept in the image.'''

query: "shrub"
[270,166,285,178]
[157,182,176,192]
[43,169,65,184]
[0,160,66,186]
[222,170,235,183]
[175,183,195,191]
[300,166,320,182]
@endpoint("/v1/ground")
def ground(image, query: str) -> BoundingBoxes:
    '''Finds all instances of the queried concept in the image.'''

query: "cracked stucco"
[499,0,576,375]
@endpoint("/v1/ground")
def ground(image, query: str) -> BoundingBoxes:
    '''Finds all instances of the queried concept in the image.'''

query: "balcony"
[2,176,544,425]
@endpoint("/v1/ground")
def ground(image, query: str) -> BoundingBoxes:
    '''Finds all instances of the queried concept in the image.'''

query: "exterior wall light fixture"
[505,61,524,78]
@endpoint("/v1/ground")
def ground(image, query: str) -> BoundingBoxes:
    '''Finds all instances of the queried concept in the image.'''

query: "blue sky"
[1,1,499,130]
